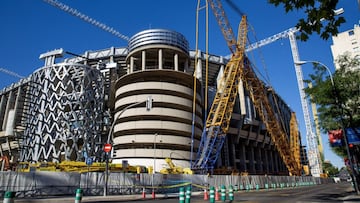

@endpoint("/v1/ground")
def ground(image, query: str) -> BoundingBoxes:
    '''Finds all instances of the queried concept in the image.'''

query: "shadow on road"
[312,191,352,201]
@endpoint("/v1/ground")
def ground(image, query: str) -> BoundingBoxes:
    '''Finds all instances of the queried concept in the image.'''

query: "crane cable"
[246,23,290,136]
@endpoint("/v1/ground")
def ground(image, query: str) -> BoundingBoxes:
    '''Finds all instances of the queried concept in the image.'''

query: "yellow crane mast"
[241,58,301,175]
[192,3,247,171]
[194,0,301,175]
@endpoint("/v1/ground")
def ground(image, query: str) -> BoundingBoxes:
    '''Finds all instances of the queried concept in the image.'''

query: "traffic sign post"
[103,143,112,196]
[102,97,153,196]
[104,143,112,153]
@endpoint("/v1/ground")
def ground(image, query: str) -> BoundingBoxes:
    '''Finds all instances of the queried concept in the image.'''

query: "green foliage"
[330,145,347,158]
[303,54,360,158]
[323,161,339,176]
[268,0,346,41]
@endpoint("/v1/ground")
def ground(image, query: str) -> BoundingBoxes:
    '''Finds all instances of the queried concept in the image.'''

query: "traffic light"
[146,96,153,111]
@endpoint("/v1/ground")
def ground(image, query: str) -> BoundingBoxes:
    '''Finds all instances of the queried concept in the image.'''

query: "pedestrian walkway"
[8,182,360,203]
[13,192,183,203]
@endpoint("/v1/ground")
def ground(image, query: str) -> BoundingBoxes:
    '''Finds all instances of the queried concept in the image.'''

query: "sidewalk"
[13,192,185,203]
[340,184,360,203]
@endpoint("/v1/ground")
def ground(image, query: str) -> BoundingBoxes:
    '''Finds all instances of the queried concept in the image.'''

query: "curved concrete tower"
[113,29,203,171]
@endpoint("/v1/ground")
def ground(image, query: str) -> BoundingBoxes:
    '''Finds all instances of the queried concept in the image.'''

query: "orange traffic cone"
[152,189,156,199]
[142,187,146,199]
[204,188,209,200]
[215,186,220,201]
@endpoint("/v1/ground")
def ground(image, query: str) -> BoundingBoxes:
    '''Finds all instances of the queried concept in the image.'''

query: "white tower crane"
[43,0,130,42]
[245,8,344,177]
[246,27,322,177]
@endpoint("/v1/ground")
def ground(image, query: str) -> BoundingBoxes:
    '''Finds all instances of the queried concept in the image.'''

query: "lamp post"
[103,96,153,196]
[152,133,158,199]
[295,60,359,194]
[153,133,158,173]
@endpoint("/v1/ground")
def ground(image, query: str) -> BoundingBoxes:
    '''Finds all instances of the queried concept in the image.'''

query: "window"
[348,30,354,36]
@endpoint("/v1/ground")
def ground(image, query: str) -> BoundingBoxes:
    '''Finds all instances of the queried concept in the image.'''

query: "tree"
[303,53,360,158]
[268,0,346,41]
[323,161,339,177]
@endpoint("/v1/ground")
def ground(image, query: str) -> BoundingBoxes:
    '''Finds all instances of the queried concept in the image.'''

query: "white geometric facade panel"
[20,63,104,163]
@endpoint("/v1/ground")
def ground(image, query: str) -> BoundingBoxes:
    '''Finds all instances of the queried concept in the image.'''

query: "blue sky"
[0,0,359,169]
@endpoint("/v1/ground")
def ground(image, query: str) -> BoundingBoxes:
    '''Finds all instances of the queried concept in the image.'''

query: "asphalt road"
[13,182,360,203]
[232,182,359,203]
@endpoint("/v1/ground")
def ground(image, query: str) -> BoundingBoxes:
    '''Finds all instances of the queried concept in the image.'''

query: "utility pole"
[103,96,153,196]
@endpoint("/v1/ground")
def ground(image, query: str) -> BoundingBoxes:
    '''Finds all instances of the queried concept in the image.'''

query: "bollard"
[220,185,226,202]
[228,185,234,202]
[179,187,185,203]
[256,184,259,191]
[234,185,238,192]
[185,186,191,203]
[209,186,215,203]
[142,187,146,199]
[265,183,269,190]
[75,188,82,203]
[3,191,15,203]
[215,186,220,201]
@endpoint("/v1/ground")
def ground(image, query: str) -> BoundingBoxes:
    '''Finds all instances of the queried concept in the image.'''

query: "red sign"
[104,143,112,153]
[328,129,343,147]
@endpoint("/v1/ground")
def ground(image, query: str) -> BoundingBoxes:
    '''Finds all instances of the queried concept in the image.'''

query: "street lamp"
[295,60,334,85]
[153,133,158,173]
[103,96,153,196]
[152,133,158,199]
[295,60,359,194]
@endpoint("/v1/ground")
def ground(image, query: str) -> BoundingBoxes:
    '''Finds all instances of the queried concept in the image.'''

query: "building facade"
[0,29,301,175]
[331,21,360,70]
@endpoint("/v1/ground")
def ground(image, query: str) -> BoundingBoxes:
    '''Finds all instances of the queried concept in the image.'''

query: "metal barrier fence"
[0,171,333,198]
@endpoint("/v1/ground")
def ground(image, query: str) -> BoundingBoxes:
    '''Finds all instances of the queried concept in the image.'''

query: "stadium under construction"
[0,27,308,175]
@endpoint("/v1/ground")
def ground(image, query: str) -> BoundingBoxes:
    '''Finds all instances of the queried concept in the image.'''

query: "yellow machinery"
[303,165,310,176]
[290,112,302,173]
[17,162,58,172]
[17,161,147,173]
[160,158,193,174]
[193,0,301,175]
